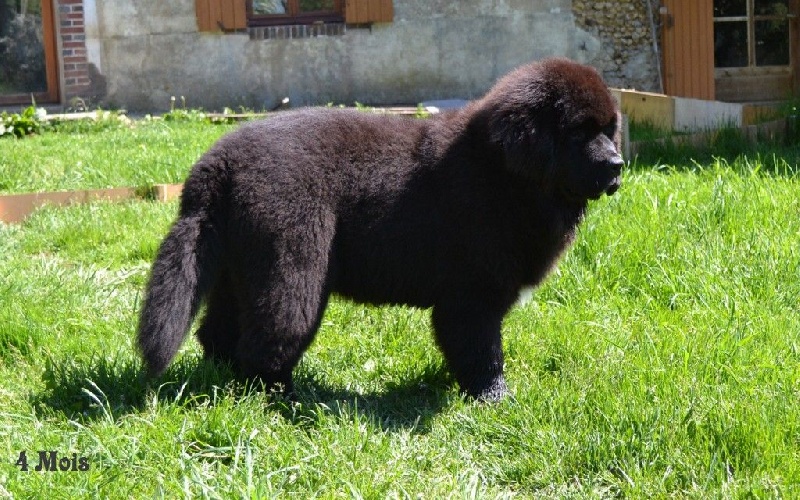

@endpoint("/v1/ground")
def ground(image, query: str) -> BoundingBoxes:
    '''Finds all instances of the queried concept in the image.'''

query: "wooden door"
[0,0,59,105]
[661,0,716,100]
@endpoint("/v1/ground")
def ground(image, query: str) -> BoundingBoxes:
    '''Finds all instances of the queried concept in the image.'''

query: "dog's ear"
[487,105,557,183]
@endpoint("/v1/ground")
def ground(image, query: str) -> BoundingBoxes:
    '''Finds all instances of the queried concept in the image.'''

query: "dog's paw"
[466,376,510,403]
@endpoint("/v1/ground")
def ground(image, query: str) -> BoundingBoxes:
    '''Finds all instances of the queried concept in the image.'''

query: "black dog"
[138,58,623,401]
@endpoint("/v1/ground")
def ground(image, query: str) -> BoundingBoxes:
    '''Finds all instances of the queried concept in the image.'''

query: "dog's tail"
[137,154,230,376]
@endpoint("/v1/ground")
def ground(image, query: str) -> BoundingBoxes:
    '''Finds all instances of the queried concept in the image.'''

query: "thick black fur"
[137,58,623,401]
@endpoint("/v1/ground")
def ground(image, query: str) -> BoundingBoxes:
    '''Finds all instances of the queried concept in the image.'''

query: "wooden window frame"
[246,0,344,27]
[197,0,392,32]
[714,0,794,69]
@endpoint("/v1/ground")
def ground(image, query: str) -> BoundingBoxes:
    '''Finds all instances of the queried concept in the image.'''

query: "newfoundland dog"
[137,58,623,401]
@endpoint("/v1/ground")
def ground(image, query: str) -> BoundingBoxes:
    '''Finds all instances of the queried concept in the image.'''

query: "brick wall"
[57,0,92,106]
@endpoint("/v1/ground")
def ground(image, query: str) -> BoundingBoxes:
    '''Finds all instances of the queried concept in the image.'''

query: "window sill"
[248,22,346,40]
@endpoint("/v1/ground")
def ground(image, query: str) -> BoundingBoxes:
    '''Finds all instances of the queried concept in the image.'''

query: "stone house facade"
[4,0,664,111]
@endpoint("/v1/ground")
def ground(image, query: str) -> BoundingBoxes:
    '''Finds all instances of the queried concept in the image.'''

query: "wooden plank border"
[0,187,137,224]
[628,117,790,156]
[152,183,184,203]
[0,184,184,224]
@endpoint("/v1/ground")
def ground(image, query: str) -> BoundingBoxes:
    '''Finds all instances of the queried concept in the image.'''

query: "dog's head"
[483,58,623,202]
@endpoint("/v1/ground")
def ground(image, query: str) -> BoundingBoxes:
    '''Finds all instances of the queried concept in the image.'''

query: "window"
[0,0,58,104]
[714,0,792,68]
[196,0,392,32]
[248,0,344,26]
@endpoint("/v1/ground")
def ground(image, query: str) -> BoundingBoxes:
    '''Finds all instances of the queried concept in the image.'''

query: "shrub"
[0,105,48,138]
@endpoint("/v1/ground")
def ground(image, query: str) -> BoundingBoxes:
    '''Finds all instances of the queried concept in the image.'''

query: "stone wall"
[67,0,664,111]
[572,0,662,92]
[84,0,605,112]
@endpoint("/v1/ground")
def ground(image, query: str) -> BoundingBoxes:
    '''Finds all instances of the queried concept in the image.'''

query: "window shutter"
[196,0,247,32]
[345,0,393,24]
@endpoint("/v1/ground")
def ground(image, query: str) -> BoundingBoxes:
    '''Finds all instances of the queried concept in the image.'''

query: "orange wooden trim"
[379,0,393,22]
[344,0,357,23]
[232,0,247,29]
[152,184,184,203]
[221,0,236,30]
[42,0,59,103]
[0,184,188,224]
[346,0,392,24]
[198,0,246,32]
[196,0,213,31]
[196,0,207,30]
[661,0,714,100]
[223,0,246,30]
[701,0,715,100]
[209,0,223,30]
[358,0,370,23]
[742,104,781,126]
[0,187,138,224]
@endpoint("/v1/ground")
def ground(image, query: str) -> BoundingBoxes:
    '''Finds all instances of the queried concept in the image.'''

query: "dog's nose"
[607,155,624,174]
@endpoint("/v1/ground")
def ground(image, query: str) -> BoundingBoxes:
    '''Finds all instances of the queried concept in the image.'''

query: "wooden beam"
[0,188,138,224]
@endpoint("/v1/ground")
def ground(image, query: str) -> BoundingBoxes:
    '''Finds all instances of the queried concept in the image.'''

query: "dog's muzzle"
[605,176,621,196]
[604,154,624,196]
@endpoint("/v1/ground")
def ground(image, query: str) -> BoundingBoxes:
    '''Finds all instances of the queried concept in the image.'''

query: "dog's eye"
[571,125,592,142]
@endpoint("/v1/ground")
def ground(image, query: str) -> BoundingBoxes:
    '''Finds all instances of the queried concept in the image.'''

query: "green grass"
[628,120,677,143]
[1,122,799,497]
[0,120,237,193]
[631,122,800,174]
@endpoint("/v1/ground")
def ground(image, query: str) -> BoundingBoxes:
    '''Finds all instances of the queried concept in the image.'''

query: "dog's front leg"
[431,298,510,402]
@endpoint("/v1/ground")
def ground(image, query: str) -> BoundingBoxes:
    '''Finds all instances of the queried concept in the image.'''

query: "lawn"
[0,118,239,193]
[1,119,799,497]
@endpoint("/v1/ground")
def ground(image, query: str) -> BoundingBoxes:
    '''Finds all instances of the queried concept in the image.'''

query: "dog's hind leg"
[233,269,331,394]
[196,273,240,365]
[231,215,334,394]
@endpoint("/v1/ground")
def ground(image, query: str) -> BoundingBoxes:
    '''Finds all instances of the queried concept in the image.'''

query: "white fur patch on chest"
[515,286,535,307]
